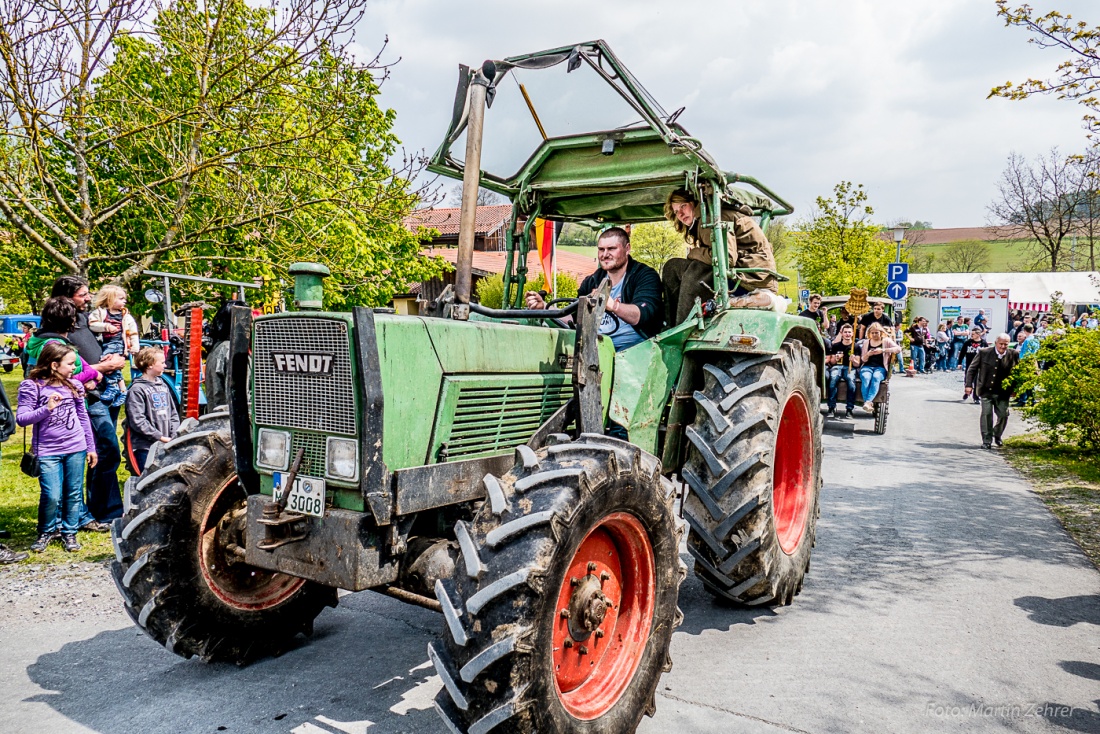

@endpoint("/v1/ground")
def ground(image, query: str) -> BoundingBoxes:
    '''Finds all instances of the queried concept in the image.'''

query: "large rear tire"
[683,340,823,606]
[110,410,337,663]
[431,434,684,733]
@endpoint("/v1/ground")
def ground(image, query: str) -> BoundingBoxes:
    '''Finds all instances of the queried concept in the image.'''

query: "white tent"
[907,272,1100,312]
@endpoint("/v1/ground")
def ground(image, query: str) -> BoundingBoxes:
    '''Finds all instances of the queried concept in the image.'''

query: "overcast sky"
[357,0,1094,228]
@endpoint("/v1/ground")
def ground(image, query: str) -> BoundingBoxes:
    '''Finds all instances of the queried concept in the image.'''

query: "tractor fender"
[683,310,826,388]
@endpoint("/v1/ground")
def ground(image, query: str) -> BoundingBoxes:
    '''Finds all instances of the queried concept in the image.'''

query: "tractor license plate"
[272,473,326,517]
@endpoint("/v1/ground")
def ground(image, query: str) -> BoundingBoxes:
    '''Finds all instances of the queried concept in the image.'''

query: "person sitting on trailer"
[524,227,663,352]
[858,301,892,339]
[661,188,779,326]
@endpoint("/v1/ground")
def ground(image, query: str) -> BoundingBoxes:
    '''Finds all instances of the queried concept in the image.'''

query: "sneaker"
[845,408,854,418]
[994,437,1003,447]
[61,534,81,552]
[0,544,28,564]
[863,401,874,413]
[30,532,56,552]
[80,520,111,533]
[826,407,836,418]
[982,443,992,450]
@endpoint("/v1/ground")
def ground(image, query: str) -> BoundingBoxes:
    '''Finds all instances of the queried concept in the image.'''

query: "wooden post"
[454,62,494,317]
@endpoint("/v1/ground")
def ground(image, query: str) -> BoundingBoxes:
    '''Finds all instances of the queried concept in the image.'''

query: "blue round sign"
[886,282,908,300]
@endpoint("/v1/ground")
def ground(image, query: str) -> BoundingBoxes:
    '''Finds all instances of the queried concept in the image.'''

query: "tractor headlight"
[326,437,358,482]
[256,429,291,471]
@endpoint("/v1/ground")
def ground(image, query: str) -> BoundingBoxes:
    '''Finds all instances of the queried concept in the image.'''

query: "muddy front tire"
[431,434,684,733]
[110,410,337,664]
[683,340,823,606]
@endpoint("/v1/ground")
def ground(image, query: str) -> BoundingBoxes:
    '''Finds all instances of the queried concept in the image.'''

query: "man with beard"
[50,275,126,521]
[525,226,663,352]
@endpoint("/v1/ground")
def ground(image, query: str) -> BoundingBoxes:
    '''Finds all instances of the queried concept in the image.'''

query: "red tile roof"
[405,205,512,237]
[424,247,598,283]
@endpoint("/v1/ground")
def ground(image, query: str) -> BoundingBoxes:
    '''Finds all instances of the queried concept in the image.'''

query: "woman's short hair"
[93,284,126,310]
[39,297,78,334]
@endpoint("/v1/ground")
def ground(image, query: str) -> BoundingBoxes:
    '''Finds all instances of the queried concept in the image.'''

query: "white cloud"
[359,0,1097,227]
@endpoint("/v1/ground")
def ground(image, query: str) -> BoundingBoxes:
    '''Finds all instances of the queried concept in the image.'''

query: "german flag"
[533,218,563,292]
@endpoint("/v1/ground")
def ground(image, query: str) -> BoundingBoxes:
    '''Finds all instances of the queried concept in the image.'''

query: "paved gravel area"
[1,373,1098,734]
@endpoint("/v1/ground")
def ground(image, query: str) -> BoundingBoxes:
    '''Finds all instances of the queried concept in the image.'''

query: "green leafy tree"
[793,182,899,296]
[1013,328,1100,449]
[764,219,792,263]
[941,239,992,272]
[0,231,55,313]
[0,0,441,307]
[558,223,598,248]
[991,2,1100,138]
[630,222,684,273]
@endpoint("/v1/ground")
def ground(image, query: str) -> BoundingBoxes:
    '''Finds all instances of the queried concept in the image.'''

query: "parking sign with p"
[887,263,908,282]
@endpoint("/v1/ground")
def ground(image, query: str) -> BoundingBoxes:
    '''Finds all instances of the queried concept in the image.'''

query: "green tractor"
[110,41,824,733]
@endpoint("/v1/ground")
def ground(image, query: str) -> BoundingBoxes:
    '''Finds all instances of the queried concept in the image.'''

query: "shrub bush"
[1013,328,1100,450]
[473,272,578,309]
[475,274,505,308]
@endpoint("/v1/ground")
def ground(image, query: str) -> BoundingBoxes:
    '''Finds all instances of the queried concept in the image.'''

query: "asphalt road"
[1,373,1098,734]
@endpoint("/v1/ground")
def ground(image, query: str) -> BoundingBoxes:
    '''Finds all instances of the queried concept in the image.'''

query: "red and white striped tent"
[1008,301,1050,313]
[910,272,1099,314]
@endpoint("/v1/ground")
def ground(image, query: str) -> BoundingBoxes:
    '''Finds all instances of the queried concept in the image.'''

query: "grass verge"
[1002,433,1100,570]
[2,368,128,565]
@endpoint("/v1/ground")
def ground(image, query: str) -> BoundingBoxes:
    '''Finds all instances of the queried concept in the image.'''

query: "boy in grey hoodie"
[125,347,179,473]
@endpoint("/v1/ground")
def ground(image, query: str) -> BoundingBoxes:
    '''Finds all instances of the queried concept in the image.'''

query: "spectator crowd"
[0,275,184,563]
[798,293,1099,433]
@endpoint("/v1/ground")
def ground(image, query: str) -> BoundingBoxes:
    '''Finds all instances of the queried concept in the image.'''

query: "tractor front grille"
[291,431,328,479]
[440,380,573,462]
[252,317,357,436]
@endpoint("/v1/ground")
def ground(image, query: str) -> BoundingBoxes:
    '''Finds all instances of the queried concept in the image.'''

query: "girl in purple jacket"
[17,342,98,552]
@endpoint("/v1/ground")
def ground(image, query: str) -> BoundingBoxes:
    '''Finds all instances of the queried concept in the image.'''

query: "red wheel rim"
[773,391,813,555]
[552,512,656,720]
[199,477,305,611]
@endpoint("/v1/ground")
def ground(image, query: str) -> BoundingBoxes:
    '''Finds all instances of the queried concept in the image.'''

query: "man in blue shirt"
[973,309,988,334]
[1018,323,1040,358]
[525,227,663,352]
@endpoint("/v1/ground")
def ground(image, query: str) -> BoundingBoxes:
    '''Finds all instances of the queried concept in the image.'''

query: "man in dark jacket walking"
[965,333,1020,449]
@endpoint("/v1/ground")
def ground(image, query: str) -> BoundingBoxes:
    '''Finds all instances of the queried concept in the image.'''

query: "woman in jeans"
[858,322,902,412]
[934,323,951,371]
[16,341,98,552]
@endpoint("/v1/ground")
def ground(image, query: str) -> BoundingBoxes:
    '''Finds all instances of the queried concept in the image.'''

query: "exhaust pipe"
[452,60,496,319]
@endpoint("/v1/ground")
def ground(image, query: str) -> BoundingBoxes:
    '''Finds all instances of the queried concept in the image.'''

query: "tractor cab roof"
[428,41,792,224]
